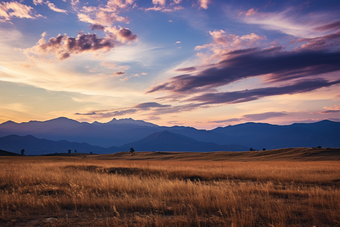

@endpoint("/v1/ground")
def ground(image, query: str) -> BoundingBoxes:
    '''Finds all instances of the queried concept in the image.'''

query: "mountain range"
[0,117,339,155]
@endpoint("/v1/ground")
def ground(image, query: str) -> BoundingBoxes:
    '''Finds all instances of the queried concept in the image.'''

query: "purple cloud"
[175,67,196,72]
[89,24,105,31]
[209,118,242,123]
[243,112,287,121]
[210,112,287,123]
[148,45,340,94]
[134,102,171,109]
[314,20,340,31]
[321,110,340,114]
[75,102,172,117]
[24,32,117,60]
[187,79,340,105]
[295,31,340,51]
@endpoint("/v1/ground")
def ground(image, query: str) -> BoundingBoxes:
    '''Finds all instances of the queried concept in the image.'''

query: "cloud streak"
[240,8,340,38]
[34,0,68,14]
[187,79,340,105]
[210,112,287,123]
[75,102,172,118]
[148,45,340,94]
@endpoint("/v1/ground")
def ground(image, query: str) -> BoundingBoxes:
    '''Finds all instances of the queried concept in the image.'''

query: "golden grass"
[0,149,340,226]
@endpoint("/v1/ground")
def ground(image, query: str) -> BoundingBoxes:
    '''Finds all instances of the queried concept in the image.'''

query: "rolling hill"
[0,135,119,155]
[0,131,246,155]
[120,131,247,151]
[0,149,20,156]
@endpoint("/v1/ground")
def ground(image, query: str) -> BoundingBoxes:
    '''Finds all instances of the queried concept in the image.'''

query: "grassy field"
[0,148,340,226]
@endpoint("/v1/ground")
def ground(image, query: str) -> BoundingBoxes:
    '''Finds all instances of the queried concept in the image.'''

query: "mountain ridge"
[0,117,339,150]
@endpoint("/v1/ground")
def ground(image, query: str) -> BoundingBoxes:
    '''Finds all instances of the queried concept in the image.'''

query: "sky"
[0,0,340,129]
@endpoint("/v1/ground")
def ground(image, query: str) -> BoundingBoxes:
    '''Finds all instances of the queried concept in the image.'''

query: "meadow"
[0,148,340,226]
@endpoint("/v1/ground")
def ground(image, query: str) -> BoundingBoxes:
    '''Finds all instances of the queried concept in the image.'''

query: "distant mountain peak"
[106,117,157,127]
[2,120,17,125]
[46,117,79,123]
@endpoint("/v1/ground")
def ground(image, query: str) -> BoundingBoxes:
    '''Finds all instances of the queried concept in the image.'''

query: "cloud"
[241,8,340,38]
[239,8,258,16]
[320,105,340,114]
[294,30,340,51]
[134,102,171,109]
[45,1,68,14]
[23,32,117,61]
[33,0,68,14]
[153,0,166,6]
[33,0,44,5]
[100,61,130,70]
[175,66,196,72]
[76,0,135,27]
[210,112,287,123]
[142,0,184,12]
[112,71,125,77]
[89,24,105,31]
[0,1,42,21]
[210,118,242,123]
[77,108,138,118]
[175,41,181,44]
[198,0,211,9]
[73,78,340,119]
[242,112,287,121]
[321,110,340,114]
[75,102,172,118]
[105,27,137,43]
[148,46,340,94]
[194,30,267,61]
[313,20,340,32]
[144,5,183,12]
[78,11,128,26]
[187,79,340,105]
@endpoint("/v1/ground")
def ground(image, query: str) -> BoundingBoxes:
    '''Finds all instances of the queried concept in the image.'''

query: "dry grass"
[0,149,340,226]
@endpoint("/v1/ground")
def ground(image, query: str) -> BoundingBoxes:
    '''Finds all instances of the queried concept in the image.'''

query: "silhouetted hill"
[120,131,247,151]
[0,117,160,147]
[0,149,20,156]
[0,117,339,149]
[0,135,119,155]
[212,120,340,149]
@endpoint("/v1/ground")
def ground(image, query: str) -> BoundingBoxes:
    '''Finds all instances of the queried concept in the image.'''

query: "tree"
[317,146,322,149]
[74,150,77,153]
[68,149,71,154]
[130,147,135,155]
[250,148,254,151]
[21,149,25,156]
[262,148,266,151]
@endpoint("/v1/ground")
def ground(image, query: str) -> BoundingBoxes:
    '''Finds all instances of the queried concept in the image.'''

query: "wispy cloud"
[240,8,340,38]
[148,46,340,94]
[75,102,172,118]
[210,111,287,123]
[34,0,68,14]
[320,105,340,114]
[198,0,211,10]
[0,1,42,22]
[187,79,340,105]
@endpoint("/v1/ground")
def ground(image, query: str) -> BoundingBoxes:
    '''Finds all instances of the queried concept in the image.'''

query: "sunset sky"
[0,0,340,129]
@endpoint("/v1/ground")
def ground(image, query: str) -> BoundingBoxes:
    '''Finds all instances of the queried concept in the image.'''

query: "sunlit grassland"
[0,149,340,226]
